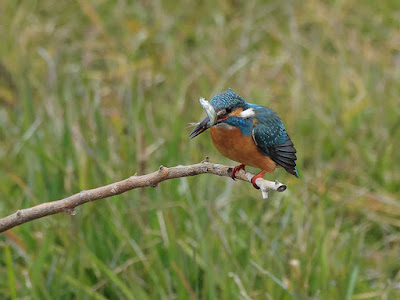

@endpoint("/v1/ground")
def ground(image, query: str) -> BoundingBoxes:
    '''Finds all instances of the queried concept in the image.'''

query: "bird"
[189,88,298,189]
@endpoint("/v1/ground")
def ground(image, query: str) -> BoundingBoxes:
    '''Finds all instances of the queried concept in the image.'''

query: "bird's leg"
[231,164,246,180]
[251,170,267,189]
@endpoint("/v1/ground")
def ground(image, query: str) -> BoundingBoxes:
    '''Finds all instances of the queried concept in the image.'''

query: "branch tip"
[277,185,287,192]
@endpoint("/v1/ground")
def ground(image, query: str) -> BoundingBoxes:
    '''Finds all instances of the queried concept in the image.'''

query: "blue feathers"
[210,88,247,112]
[224,116,253,136]
[251,106,288,147]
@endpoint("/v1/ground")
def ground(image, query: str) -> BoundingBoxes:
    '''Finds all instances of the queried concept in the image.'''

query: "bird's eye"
[225,107,233,114]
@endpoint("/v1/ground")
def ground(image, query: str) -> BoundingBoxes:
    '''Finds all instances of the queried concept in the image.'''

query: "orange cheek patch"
[230,108,243,118]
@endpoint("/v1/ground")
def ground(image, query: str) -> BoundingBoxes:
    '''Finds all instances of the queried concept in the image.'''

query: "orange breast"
[210,126,277,173]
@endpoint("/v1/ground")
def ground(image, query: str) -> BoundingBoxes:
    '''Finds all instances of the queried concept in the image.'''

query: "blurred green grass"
[0,0,400,299]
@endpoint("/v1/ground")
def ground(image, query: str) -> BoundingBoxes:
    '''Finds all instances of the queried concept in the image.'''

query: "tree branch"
[0,158,286,233]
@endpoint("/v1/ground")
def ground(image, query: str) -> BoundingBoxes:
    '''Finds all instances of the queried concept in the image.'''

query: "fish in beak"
[189,97,217,139]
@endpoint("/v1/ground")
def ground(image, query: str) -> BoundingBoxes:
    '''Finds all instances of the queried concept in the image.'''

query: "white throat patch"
[240,108,255,119]
[214,123,234,129]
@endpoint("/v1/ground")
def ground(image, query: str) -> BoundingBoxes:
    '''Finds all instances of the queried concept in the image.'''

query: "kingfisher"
[189,88,298,189]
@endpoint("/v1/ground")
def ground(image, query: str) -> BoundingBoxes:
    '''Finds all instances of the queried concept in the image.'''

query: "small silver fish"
[189,97,217,139]
[198,97,216,126]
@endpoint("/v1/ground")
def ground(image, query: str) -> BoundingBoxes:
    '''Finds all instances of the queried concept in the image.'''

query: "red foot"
[231,164,246,180]
[251,170,267,189]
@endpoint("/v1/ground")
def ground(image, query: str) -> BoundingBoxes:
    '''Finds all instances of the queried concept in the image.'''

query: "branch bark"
[0,158,286,233]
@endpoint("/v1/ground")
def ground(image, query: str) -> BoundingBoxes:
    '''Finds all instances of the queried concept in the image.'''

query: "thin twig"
[0,158,286,233]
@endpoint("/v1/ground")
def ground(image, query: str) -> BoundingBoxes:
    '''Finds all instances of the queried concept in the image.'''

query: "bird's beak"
[189,97,217,139]
[189,115,211,139]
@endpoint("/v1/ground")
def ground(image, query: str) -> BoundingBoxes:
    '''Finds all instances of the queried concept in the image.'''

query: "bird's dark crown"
[210,88,248,113]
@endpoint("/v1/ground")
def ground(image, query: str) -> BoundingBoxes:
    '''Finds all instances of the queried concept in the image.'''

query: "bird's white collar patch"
[240,108,255,118]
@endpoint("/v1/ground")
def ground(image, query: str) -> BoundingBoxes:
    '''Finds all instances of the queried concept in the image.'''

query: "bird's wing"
[251,108,298,177]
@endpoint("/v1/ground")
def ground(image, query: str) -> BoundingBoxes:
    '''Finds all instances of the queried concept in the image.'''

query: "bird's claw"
[230,164,246,180]
[251,170,267,189]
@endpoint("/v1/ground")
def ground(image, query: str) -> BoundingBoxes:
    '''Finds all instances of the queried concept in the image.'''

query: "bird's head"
[189,89,255,139]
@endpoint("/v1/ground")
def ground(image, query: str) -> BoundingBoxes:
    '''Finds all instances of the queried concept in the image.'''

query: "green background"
[1,0,400,299]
